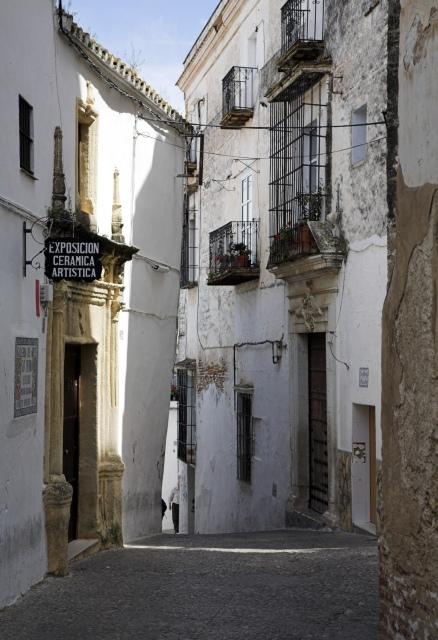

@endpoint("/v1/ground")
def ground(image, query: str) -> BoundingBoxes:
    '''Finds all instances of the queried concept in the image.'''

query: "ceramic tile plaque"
[359,367,369,388]
[14,337,38,417]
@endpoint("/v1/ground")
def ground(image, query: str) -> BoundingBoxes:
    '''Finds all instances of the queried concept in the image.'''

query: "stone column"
[44,283,72,574]
[98,281,124,547]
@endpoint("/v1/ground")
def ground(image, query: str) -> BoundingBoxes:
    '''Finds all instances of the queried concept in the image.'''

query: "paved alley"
[0,529,378,640]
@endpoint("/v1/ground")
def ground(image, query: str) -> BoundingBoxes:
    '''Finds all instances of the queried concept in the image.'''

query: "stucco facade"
[0,0,183,607]
[380,1,438,636]
[176,0,389,535]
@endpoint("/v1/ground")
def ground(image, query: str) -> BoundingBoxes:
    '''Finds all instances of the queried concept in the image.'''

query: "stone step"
[285,509,332,531]
[68,538,100,564]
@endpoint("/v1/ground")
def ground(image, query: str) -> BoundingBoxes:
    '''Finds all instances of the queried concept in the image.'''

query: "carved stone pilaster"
[43,480,73,576]
[51,127,67,219]
[111,168,124,243]
[99,456,125,548]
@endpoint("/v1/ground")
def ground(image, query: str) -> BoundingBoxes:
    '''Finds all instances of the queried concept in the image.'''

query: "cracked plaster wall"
[380,2,438,638]
[309,0,389,528]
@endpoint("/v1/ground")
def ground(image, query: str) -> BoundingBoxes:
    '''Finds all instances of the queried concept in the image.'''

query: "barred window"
[237,392,253,483]
[268,77,328,264]
[180,196,198,288]
[177,368,196,465]
[19,96,34,174]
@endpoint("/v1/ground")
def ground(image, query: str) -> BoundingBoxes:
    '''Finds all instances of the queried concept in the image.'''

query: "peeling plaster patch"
[403,8,438,71]
[197,359,227,393]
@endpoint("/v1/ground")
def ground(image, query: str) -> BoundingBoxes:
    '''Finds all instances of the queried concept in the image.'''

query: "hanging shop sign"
[45,237,102,282]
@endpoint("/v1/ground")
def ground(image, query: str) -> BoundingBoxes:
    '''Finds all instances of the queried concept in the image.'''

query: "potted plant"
[229,242,251,267]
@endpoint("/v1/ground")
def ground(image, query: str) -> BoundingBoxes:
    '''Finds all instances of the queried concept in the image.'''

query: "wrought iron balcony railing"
[279,0,325,68]
[208,220,260,285]
[221,66,257,128]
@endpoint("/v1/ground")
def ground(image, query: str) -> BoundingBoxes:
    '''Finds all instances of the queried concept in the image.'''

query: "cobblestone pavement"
[0,529,378,640]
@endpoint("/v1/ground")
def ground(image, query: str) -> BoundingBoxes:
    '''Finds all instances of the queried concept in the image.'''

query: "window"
[19,96,34,174]
[241,174,253,223]
[177,368,196,465]
[269,78,327,264]
[303,120,319,193]
[352,104,367,165]
[237,392,253,483]
[180,196,198,288]
[247,33,257,68]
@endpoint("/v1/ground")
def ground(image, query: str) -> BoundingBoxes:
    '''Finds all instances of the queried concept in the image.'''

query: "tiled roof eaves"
[60,11,186,127]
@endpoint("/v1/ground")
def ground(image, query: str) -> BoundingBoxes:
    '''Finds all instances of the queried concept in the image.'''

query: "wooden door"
[63,345,81,542]
[308,333,328,513]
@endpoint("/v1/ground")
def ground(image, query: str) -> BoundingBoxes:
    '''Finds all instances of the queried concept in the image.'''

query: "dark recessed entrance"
[308,333,328,513]
[63,344,81,542]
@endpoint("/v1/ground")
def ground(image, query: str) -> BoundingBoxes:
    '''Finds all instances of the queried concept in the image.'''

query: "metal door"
[63,345,81,542]
[308,333,328,513]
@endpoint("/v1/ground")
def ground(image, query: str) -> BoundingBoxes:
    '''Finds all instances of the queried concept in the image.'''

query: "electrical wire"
[58,5,388,136]
[136,127,386,165]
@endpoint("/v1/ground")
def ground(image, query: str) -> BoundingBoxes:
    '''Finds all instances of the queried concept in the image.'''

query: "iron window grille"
[180,198,198,288]
[222,66,257,117]
[237,392,253,483]
[177,368,196,465]
[269,76,328,265]
[209,220,259,279]
[187,136,197,164]
[281,0,325,53]
[19,96,34,174]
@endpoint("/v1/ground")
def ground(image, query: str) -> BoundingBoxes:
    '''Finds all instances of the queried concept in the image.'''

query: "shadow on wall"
[121,116,183,541]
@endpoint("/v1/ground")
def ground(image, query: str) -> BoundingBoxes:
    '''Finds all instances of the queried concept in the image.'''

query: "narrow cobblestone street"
[1,529,378,640]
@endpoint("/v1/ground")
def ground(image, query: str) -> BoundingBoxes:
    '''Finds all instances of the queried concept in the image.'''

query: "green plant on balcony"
[229,242,251,267]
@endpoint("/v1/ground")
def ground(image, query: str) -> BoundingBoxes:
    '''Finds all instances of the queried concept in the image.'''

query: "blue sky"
[67,0,219,112]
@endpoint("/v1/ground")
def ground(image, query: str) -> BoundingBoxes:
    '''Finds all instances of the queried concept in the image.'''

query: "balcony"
[208,220,260,286]
[220,66,257,128]
[278,0,326,71]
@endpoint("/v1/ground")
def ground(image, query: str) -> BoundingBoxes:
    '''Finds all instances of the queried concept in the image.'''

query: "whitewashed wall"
[55,30,184,542]
[0,0,57,609]
[162,402,179,531]
[0,0,183,607]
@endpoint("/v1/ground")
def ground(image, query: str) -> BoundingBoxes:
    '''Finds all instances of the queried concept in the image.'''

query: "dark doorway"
[63,345,81,542]
[308,333,328,513]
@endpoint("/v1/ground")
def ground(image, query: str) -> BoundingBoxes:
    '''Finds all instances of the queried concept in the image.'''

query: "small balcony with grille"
[278,0,326,71]
[208,220,260,286]
[220,66,257,128]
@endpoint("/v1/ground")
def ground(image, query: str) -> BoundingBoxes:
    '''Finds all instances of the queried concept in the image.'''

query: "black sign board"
[45,237,102,282]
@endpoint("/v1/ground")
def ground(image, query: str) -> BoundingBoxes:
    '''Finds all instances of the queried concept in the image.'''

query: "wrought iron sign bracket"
[23,221,46,277]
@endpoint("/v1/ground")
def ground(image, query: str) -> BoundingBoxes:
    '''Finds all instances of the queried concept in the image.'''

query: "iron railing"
[177,368,196,465]
[180,200,198,288]
[222,66,257,118]
[209,220,259,280]
[269,76,327,265]
[281,0,325,54]
[237,392,253,483]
